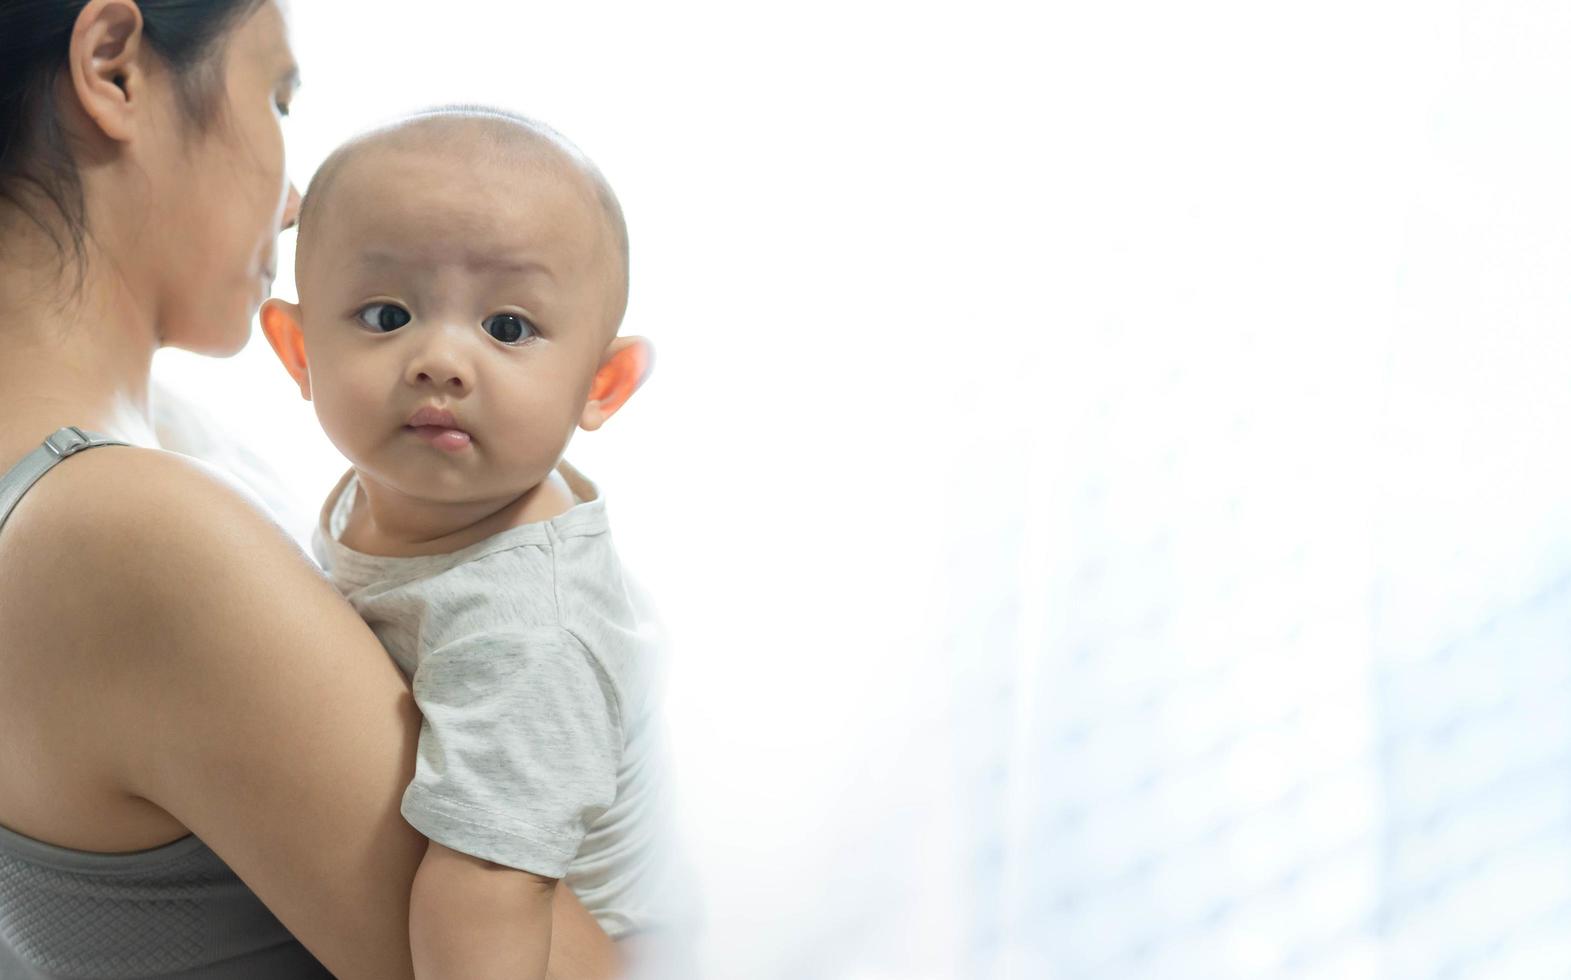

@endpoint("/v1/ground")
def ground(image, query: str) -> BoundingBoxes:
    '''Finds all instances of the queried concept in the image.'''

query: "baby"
[259,107,689,977]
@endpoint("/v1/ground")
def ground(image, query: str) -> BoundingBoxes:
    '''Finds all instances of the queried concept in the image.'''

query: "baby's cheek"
[499,395,579,478]
[313,366,385,453]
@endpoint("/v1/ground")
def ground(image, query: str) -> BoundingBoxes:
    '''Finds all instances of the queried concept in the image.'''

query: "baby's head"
[260,106,648,505]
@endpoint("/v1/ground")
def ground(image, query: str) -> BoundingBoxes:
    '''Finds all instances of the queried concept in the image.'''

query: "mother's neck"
[0,213,161,449]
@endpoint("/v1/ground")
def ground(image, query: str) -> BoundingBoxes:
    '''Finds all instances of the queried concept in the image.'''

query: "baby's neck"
[340,467,577,558]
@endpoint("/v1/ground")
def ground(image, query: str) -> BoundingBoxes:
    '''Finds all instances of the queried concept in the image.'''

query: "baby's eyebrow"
[356,249,555,281]
[466,256,555,280]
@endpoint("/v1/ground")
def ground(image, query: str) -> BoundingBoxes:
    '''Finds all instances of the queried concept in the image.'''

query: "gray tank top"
[0,427,332,978]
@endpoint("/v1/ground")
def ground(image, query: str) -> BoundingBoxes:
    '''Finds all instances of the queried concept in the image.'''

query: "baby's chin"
[353,447,538,505]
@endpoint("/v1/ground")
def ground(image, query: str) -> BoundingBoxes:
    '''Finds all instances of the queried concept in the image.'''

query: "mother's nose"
[281,183,302,232]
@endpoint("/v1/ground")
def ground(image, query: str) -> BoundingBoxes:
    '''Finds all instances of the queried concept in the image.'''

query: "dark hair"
[0,0,267,266]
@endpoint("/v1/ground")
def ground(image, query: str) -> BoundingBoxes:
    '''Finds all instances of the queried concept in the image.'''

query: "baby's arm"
[410,840,557,979]
[400,626,623,977]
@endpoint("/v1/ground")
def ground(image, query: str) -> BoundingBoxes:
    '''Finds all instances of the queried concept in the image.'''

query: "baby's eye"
[357,303,412,333]
[483,313,537,345]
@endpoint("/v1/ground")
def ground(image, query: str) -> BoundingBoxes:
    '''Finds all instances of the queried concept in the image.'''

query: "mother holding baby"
[0,1,628,976]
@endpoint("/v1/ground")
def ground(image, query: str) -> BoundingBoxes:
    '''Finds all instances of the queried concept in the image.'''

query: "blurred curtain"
[950,3,1571,977]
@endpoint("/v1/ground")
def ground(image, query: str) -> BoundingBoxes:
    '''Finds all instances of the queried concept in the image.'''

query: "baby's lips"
[407,425,473,452]
[406,404,463,430]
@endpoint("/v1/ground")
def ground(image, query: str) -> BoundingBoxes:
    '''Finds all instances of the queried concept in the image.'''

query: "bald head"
[296,106,629,332]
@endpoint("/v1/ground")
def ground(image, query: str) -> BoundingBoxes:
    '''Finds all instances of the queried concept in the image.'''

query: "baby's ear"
[580,336,654,431]
[260,299,312,401]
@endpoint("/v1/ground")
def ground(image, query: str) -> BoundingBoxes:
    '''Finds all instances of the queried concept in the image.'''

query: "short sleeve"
[399,628,623,877]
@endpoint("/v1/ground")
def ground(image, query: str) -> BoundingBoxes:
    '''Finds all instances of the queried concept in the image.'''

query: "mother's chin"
[159,289,271,358]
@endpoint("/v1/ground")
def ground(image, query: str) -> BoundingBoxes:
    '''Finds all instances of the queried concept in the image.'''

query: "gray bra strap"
[0,426,131,534]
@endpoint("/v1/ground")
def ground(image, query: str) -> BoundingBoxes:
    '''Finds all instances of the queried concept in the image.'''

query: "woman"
[0,1,620,976]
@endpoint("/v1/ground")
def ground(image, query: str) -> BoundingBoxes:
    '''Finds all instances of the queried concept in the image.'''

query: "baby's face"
[293,143,622,505]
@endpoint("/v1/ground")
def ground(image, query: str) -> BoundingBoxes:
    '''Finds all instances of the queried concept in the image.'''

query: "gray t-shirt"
[310,464,688,939]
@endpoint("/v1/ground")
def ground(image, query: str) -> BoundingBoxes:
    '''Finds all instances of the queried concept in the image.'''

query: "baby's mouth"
[405,424,473,452]
[404,405,472,451]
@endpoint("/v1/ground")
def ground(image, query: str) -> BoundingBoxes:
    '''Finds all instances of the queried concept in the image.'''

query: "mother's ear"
[260,299,312,400]
[580,336,653,431]
[68,0,147,144]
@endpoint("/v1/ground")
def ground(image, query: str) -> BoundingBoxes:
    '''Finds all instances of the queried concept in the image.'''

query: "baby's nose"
[405,340,472,392]
[413,367,467,390]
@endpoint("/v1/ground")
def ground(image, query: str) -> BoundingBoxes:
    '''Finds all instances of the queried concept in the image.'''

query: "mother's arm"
[63,449,619,980]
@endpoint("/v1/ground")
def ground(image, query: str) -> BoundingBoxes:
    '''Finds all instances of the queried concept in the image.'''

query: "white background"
[153,2,1571,977]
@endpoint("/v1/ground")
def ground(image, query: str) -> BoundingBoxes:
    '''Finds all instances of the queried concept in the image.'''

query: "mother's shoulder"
[1,443,314,620]
[13,442,284,541]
